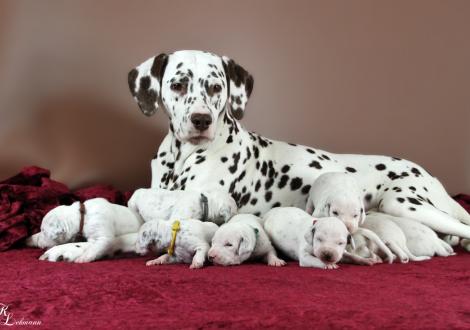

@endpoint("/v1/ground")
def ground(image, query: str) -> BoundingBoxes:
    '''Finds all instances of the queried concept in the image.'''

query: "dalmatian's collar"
[200,193,209,222]
[167,220,181,256]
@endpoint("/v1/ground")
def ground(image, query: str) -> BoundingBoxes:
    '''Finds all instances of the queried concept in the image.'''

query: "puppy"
[208,214,286,266]
[128,187,237,225]
[387,215,454,257]
[27,198,143,263]
[360,211,431,263]
[136,218,218,269]
[306,172,365,233]
[348,229,395,264]
[263,207,374,269]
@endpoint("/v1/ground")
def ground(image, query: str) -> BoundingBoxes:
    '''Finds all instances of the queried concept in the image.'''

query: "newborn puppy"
[388,215,454,257]
[263,207,373,269]
[27,198,143,263]
[306,172,365,233]
[208,214,286,266]
[361,211,431,263]
[136,218,218,269]
[128,187,237,225]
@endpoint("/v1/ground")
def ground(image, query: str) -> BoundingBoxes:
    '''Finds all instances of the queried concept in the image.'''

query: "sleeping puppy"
[387,215,454,257]
[27,198,143,263]
[128,187,237,225]
[207,214,286,266]
[136,218,218,269]
[359,211,431,263]
[263,207,375,269]
[306,172,365,233]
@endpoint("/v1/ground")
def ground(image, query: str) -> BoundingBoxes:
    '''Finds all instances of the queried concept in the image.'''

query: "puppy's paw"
[39,243,86,262]
[324,263,339,270]
[189,261,204,269]
[146,255,169,266]
[268,257,286,267]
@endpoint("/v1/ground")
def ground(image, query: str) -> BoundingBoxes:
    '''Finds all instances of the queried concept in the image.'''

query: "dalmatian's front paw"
[267,256,287,267]
[146,254,170,266]
[39,243,86,262]
[189,260,204,269]
[324,263,339,270]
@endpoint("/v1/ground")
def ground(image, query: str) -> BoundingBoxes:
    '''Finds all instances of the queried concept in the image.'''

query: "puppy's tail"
[356,228,395,264]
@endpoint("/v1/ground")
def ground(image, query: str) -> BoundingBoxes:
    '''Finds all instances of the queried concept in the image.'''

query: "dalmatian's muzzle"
[128,50,254,144]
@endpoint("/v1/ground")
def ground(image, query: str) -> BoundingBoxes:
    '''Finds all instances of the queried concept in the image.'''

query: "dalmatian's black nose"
[191,113,212,131]
[321,252,333,262]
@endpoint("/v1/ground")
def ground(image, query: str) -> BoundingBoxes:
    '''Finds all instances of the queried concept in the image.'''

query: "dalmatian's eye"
[224,243,233,247]
[353,215,358,218]
[170,83,183,92]
[338,242,345,246]
[332,211,339,216]
[316,237,323,243]
[213,84,222,93]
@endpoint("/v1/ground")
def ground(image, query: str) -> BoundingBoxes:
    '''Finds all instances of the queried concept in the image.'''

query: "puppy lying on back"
[27,198,143,263]
[208,214,286,267]
[306,172,365,233]
[354,211,431,263]
[263,207,376,269]
[128,188,237,225]
[136,218,218,269]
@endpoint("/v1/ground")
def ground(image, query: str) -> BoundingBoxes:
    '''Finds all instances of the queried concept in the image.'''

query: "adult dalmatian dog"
[40,49,470,261]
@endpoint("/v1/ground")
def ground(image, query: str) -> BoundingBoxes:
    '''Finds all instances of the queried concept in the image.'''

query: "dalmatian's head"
[208,221,257,266]
[304,217,351,266]
[128,50,254,145]
[37,203,82,248]
[135,220,161,255]
[323,196,365,234]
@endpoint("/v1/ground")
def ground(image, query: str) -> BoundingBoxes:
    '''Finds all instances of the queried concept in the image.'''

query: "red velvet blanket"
[1,167,470,328]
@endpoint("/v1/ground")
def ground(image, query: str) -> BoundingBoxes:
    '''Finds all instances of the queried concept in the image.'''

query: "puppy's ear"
[347,234,356,250]
[304,221,317,245]
[359,205,366,225]
[237,232,255,262]
[305,198,315,215]
[222,56,254,120]
[128,53,169,117]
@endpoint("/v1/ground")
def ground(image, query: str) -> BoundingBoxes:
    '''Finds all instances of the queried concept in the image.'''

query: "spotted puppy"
[386,214,454,257]
[306,172,365,233]
[136,218,218,269]
[358,211,431,263]
[263,207,375,269]
[128,187,237,225]
[208,213,286,266]
[28,198,143,263]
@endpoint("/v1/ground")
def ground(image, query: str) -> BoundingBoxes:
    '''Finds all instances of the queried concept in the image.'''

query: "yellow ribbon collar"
[167,220,181,256]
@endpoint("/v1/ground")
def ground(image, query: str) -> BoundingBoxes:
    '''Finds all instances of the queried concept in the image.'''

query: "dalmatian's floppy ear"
[128,53,169,116]
[359,206,366,225]
[347,234,356,250]
[304,219,318,245]
[222,56,254,120]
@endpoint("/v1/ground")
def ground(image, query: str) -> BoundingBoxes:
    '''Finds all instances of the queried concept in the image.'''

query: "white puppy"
[359,211,431,263]
[263,207,374,269]
[208,214,286,266]
[306,172,365,233]
[136,218,218,269]
[387,215,454,257]
[27,198,143,263]
[128,187,237,225]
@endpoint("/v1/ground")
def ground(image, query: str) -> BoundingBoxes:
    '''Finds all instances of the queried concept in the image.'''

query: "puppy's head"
[128,50,254,145]
[39,203,81,248]
[304,217,350,265]
[324,196,365,233]
[135,221,160,255]
[204,189,238,224]
[208,223,256,266]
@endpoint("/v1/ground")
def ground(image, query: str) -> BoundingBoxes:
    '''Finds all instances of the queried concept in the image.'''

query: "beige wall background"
[0,0,469,193]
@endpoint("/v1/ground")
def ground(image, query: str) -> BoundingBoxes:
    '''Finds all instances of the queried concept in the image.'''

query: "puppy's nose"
[321,251,333,262]
[207,255,214,262]
[191,113,212,131]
